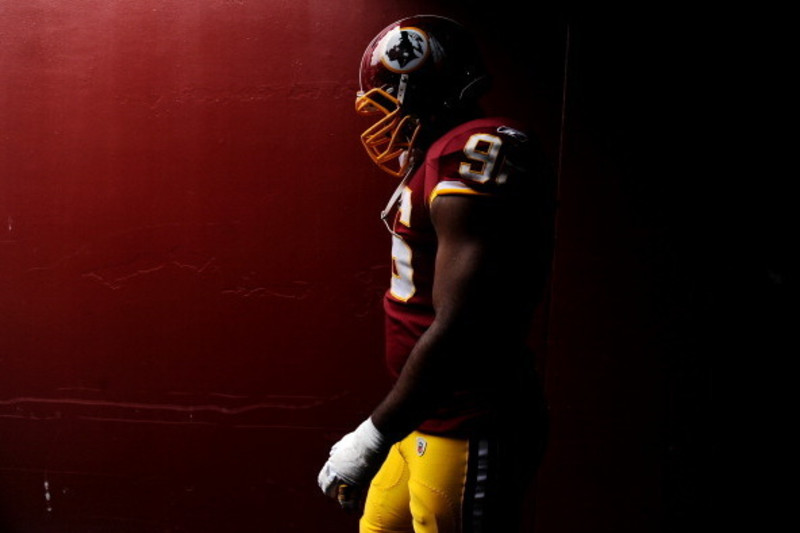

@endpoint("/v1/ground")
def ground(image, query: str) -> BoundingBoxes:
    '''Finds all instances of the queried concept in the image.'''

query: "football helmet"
[356,15,490,176]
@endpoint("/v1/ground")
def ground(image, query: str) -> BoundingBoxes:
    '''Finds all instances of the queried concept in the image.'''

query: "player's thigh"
[360,444,413,533]
[401,433,470,533]
[404,431,539,533]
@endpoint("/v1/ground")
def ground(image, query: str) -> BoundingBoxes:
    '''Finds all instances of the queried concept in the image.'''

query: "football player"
[318,14,554,533]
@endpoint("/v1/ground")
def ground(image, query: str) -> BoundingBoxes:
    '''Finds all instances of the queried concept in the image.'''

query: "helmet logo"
[380,27,429,73]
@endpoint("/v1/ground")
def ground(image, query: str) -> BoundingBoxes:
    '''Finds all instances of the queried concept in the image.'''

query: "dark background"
[1,1,711,531]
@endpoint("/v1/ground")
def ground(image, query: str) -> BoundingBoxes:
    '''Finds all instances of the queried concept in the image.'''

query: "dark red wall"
[1,2,706,532]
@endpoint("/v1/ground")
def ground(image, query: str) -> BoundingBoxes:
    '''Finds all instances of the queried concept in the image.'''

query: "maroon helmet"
[355,15,490,176]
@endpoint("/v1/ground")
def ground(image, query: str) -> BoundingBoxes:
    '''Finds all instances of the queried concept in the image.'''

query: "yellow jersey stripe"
[428,181,489,206]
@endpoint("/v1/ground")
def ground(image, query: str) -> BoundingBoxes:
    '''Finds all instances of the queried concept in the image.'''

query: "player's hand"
[317,418,389,508]
[334,483,363,514]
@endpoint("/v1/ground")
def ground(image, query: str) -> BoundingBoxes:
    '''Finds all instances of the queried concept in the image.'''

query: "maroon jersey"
[382,117,552,435]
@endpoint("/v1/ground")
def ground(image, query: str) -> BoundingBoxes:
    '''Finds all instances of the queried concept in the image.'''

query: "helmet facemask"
[355,86,421,178]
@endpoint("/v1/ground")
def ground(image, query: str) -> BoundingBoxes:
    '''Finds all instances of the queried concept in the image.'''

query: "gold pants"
[360,429,532,533]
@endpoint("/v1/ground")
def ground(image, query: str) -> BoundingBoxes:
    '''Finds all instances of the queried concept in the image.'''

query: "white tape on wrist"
[317,417,389,498]
[355,418,386,451]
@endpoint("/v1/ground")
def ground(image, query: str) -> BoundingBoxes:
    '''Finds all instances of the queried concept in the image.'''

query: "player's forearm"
[369,321,461,441]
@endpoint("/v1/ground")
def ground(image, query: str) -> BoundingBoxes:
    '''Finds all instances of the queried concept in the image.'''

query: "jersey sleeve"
[424,119,534,208]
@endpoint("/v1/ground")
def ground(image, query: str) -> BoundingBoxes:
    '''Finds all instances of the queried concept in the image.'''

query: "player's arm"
[370,192,502,440]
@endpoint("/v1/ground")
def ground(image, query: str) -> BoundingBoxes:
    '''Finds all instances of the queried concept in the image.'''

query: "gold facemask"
[355,87,420,178]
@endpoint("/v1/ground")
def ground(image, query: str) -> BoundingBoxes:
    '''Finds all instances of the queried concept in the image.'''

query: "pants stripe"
[463,437,491,533]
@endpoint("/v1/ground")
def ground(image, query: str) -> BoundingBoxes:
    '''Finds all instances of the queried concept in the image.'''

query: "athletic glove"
[317,418,389,503]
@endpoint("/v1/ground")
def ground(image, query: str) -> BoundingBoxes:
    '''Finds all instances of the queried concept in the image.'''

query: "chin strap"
[380,161,415,236]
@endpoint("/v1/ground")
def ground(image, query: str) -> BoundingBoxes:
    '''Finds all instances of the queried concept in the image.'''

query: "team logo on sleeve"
[497,125,529,142]
[380,27,429,73]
